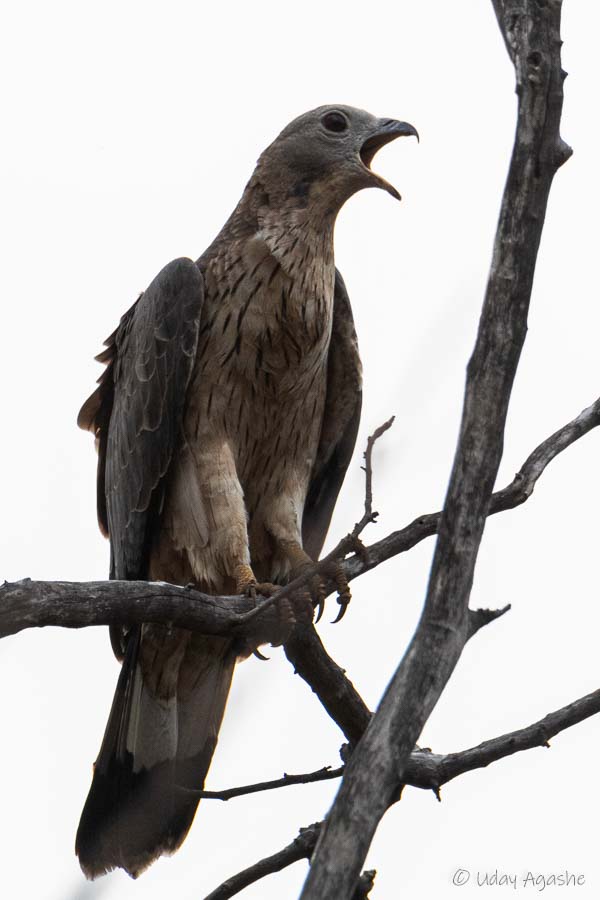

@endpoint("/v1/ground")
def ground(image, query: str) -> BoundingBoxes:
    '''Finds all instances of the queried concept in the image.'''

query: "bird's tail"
[76,625,236,879]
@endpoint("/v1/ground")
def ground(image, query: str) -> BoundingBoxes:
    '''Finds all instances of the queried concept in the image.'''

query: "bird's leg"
[282,542,324,618]
[233,563,277,599]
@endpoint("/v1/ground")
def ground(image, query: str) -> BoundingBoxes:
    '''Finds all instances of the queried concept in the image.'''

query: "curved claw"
[331,597,350,624]
[314,599,325,624]
[253,648,270,661]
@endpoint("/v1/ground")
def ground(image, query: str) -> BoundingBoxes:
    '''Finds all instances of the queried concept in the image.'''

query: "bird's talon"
[309,574,327,624]
[329,562,352,624]
[331,595,350,624]
[253,648,270,661]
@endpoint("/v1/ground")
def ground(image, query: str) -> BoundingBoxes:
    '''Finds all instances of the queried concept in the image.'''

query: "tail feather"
[76,626,236,879]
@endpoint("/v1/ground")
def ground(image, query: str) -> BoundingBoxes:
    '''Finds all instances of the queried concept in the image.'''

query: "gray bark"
[300,3,572,897]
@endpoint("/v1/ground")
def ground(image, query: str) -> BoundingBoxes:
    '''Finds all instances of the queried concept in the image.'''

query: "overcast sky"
[1,2,599,899]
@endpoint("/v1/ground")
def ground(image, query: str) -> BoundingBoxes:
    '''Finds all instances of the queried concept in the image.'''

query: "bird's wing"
[78,257,204,581]
[302,268,362,560]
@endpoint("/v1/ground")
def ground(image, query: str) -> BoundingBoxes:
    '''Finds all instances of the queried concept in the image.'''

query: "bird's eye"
[321,111,349,134]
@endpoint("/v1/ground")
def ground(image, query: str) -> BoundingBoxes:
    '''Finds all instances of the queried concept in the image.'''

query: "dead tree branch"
[203,823,322,900]
[1,395,595,751]
[408,687,600,793]
[354,416,395,534]
[198,686,600,803]
[284,623,372,746]
[201,686,599,896]
[2,392,595,634]
[343,395,600,586]
[203,821,376,900]
[301,3,572,897]
[202,684,600,897]
[0,392,593,770]
[198,765,345,802]
[0,578,309,646]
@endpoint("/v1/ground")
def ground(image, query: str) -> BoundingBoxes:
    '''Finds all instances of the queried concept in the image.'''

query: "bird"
[76,104,417,879]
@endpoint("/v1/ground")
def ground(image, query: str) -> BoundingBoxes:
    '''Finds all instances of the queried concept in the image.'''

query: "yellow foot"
[233,564,299,653]
[233,563,277,599]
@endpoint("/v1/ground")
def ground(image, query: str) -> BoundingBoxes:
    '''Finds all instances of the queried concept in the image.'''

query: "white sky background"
[1,1,599,898]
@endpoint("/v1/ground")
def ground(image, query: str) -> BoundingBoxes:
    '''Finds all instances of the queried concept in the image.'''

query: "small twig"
[203,821,376,900]
[235,561,330,628]
[356,416,395,533]
[342,395,600,588]
[197,765,344,801]
[203,823,322,900]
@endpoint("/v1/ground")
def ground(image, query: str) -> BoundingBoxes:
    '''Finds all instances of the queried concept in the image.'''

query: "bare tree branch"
[198,686,600,802]
[284,623,372,746]
[0,392,592,807]
[343,395,600,586]
[202,821,376,900]
[203,823,322,900]
[2,396,595,749]
[1,394,595,640]
[198,765,344,802]
[3,383,595,632]
[403,687,600,792]
[301,4,572,897]
[0,578,310,646]
[1,392,594,767]
[201,686,600,897]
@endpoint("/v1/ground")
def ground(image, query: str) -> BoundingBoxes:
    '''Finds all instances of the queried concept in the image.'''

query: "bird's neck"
[242,175,338,275]
[259,203,335,275]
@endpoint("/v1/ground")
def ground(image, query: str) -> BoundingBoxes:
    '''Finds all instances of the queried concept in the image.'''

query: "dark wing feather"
[302,268,362,560]
[78,257,204,579]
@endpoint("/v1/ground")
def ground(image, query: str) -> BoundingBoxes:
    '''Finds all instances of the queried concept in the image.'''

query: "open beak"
[360,119,419,200]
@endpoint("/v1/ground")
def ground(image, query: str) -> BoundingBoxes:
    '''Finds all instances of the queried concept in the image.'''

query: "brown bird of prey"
[76,104,417,879]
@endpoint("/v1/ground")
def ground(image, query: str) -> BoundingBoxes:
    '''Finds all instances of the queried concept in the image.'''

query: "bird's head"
[255,104,418,215]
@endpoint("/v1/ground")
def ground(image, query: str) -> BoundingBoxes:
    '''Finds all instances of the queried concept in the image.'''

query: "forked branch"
[203,686,600,897]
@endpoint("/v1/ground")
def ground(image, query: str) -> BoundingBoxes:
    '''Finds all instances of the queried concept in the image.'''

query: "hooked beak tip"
[359,118,417,202]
